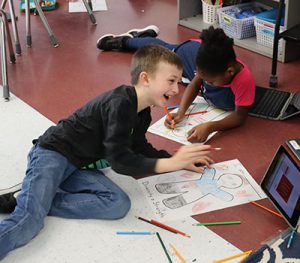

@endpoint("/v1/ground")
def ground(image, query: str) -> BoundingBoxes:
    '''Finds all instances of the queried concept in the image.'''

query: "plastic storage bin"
[217,2,269,39]
[254,8,285,50]
[202,0,221,24]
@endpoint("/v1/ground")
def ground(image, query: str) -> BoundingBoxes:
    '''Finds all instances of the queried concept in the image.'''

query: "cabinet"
[177,0,300,62]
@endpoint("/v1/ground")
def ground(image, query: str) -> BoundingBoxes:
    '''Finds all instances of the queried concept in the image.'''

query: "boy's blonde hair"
[130,45,183,85]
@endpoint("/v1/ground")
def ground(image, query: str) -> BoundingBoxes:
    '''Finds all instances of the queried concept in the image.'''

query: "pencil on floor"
[170,243,187,263]
[250,201,283,218]
[136,216,190,237]
[116,231,155,235]
[192,221,241,226]
[156,232,173,263]
[213,250,252,263]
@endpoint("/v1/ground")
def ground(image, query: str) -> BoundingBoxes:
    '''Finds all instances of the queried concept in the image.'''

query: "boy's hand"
[155,144,214,174]
[171,144,214,171]
[185,156,214,173]
[187,123,212,143]
[164,112,184,129]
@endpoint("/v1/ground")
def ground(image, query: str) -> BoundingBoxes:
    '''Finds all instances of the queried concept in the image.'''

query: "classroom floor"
[2,0,300,255]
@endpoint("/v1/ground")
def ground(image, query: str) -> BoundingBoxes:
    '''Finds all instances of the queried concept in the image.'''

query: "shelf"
[280,23,300,41]
[178,14,284,61]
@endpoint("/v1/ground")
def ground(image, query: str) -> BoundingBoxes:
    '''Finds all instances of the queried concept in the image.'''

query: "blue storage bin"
[217,2,270,39]
[255,8,285,26]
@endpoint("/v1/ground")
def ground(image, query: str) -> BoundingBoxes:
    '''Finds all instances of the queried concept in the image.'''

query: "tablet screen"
[261,146,300,228]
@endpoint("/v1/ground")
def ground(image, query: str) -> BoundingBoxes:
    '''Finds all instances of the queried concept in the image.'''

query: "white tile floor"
[0,94,242,263]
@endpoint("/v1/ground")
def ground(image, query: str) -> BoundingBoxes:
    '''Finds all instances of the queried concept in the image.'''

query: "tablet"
[261,145,300,229]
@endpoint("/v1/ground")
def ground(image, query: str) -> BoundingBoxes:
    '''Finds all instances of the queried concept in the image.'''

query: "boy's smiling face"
[147,61,182,107]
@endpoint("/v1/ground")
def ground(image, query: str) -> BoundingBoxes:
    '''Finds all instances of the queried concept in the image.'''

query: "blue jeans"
[0,145,131,259]
[125,38,201,81]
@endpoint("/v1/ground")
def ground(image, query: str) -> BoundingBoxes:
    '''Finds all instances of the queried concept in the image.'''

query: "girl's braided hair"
[196,26,236,75]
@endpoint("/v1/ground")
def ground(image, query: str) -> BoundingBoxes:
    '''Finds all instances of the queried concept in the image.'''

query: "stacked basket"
[217,2,269,39]
[202,0,221,25]
[254,8,285,51]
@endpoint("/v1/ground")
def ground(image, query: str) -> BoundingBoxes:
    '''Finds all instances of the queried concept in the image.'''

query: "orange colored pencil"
[250,201,283,218]
[164,106,175,129]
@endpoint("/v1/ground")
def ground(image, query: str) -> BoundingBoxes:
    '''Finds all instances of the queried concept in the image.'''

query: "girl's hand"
[187,123,212,143]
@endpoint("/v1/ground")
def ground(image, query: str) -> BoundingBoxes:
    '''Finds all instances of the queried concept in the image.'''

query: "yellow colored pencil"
[213,250,253,263]
[237,251,252,263]
[170,243,187,263]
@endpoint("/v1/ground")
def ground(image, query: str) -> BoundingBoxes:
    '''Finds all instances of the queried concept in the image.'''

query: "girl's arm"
[165,74,203,128]
[177,74,202,117]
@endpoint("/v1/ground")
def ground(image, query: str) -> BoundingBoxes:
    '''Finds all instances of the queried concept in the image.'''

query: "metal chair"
[25,0,97,48]
[0,9,16,101]
[0,0,21,55]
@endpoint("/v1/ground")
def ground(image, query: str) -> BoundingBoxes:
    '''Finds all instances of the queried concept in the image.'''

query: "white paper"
[148,96,231,145]
[138,159,266,221]
[68,0,107,13]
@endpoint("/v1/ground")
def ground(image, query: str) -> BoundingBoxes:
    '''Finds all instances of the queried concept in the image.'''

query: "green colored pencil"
[192,221,241,226]
[156,232,173,263]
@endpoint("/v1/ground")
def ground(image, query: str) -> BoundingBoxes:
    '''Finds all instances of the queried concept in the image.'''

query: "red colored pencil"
[136,216,190,237]
[184,110,208,117]
[150,219,191,238]
[136,216,177,234]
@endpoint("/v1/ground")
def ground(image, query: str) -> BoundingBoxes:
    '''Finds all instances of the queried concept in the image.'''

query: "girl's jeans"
[125,37,200,81]
[0,144,131,259]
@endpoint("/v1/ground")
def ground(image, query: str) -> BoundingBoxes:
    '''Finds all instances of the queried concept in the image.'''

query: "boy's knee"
[111,192,131,219]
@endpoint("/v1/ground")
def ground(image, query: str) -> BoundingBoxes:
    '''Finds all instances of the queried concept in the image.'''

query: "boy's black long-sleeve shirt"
[37,85,171,176]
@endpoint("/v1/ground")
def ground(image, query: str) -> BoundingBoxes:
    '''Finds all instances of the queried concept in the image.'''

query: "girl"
[97,26,256,142]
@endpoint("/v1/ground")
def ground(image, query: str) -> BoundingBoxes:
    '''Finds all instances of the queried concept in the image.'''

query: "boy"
[0,45,213,259]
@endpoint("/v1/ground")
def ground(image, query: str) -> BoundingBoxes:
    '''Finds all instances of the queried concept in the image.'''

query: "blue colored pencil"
[116,231,155,235]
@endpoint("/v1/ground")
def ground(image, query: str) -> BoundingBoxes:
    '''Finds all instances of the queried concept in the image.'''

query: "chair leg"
[8,0,21,54]
[25,0,59,47]
[82,0,97,25]
[0,0,21,54]
[25,0,31,47]
[0,10,15,63]
[0,15,10,101]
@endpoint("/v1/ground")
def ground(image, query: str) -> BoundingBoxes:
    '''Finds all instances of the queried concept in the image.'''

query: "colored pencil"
[170,243,187,263]
[287,226,298,248]
[211,147,222,151]
[136,216,177,234]
[156,232,173,263]
[250,201,284,218]
[213,250,252,263]
[167,102,196,110]
[193,221,241,226]
[136,216,190,237]
[237,252,252,263]
[184,110,208,117]
[116,231,155,235]
[151,219,191,238]
[164,106,175,129]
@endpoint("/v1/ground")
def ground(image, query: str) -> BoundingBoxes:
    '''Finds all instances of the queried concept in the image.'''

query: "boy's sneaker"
[0,183,21,214]
[96,33,132,51]
[126,25,160,38]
